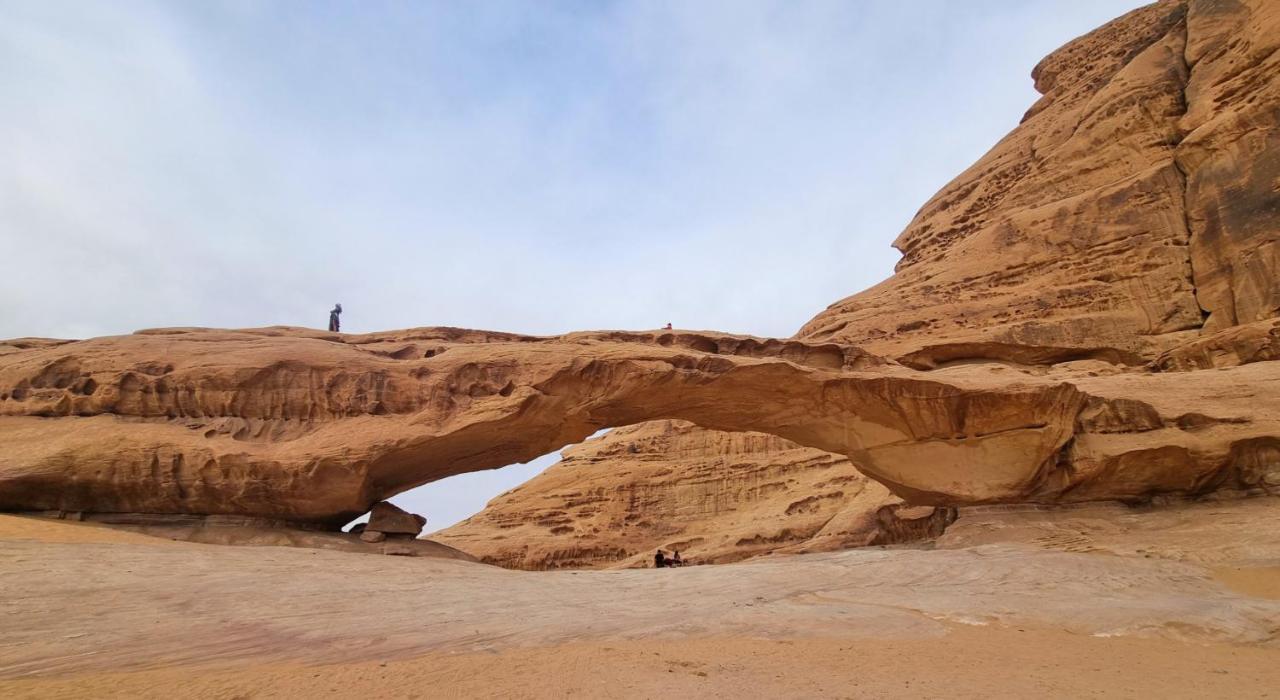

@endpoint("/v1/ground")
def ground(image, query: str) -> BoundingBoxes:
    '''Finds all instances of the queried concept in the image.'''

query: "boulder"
[366,502,426,537]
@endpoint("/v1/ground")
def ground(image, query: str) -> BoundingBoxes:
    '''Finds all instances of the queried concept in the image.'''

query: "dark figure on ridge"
[671,550,683,567]
[328,303,343,332]
[654,550,666,568]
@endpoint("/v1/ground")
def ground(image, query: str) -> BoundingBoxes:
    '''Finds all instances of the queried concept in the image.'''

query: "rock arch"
[0,326,1275,526]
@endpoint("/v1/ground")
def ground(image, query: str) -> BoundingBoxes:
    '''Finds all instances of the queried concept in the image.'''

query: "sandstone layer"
[1,325,1278,529]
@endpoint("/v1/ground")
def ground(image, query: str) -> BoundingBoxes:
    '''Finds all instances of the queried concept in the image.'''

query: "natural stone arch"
[0,327,1089,526]
[4,325,1276,527]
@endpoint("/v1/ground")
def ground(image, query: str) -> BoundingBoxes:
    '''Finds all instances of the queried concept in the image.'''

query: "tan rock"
[382,542,416,557]
[798,0,1278,359]
[1,325,1278,529]
[366,502,426,536]
[0,327,1093,524]
[435,420,923,569]
[1154,318,1280,370]
[1178,0,1280,331]
[359,530,386,544]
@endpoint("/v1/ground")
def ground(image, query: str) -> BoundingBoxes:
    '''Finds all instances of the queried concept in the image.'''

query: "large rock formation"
[1,325,1278,529]
[802,0,1278,356]
[438,0,1280,567]
[0,0,1276,552]
[436,420,950,569]
[0,327,1082,525]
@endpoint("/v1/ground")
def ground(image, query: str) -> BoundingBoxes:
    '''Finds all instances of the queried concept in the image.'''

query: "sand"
[1214,567,1280,601]
[3,500,1280,698]
[6,627,1280,700]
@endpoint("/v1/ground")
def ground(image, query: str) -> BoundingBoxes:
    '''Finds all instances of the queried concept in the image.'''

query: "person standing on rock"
[654,550,666,568]
[328,304,343,333]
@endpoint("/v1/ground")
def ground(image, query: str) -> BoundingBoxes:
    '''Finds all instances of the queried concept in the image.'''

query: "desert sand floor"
[3,498,1280,699]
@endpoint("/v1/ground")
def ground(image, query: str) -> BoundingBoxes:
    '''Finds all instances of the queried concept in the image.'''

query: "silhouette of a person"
[654,550,666,568]
[329,304,343,332]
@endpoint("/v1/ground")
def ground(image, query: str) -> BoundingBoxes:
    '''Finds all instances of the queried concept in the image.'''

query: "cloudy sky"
[1,0,1147,530]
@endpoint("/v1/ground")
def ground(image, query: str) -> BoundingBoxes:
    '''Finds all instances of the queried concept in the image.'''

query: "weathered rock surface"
[1155,317,1280,370]
[439,0,1280,568]
[366,501,427,537]
[0,327,1087,525]
[800,0,1278,357]
[436,420,952,570]
[1,325,1278,529]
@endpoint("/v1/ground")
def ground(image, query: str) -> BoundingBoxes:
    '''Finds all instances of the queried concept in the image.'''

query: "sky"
[0,0,1149,530]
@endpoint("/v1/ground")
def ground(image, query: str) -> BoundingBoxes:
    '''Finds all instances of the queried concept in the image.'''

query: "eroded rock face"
[1,325,1278,528]
[0,327,1096,525]
[1154,317,1280,370]
[799,0,1278,357]
[435,420,949,570]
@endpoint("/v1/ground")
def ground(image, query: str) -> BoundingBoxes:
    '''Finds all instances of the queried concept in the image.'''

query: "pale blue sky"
[0,0,1147,529]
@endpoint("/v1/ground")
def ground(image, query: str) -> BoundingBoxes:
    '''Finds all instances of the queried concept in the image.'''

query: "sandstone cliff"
[802,0,1277,357]
[437,0,1280,568]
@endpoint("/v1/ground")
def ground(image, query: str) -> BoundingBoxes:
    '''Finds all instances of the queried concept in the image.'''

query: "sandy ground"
[3,499,1280,698]
[7,628,1280,700]
[1215,566,1280,600]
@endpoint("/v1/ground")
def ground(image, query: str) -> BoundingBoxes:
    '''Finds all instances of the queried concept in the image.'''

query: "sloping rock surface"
[436,420,950,570]
[800,0,1278,356]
